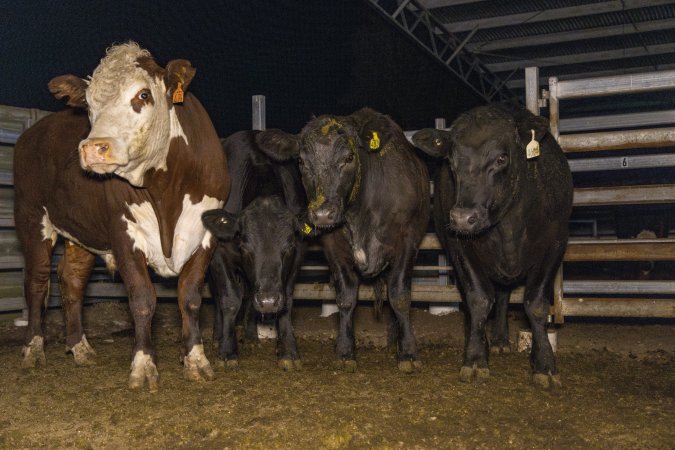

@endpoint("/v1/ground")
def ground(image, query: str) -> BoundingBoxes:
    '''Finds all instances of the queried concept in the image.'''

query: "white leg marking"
[69,334,97,366]
[183,344,215,382]
[129,351,159,391]
[21,335,46,368]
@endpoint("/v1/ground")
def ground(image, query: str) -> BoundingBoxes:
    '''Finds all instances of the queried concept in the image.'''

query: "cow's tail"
[373,278,386,319]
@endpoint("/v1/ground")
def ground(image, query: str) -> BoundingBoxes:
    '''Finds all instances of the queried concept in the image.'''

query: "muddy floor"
[0,301,673,449]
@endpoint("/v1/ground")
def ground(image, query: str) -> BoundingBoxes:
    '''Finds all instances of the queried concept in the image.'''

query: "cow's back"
[223,130,305,215]
[14,109,114,251]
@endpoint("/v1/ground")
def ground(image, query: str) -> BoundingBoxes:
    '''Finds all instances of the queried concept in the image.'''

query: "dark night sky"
[1,0,484,136]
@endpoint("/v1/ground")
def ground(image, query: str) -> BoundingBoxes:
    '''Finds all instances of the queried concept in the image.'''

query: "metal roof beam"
[486,43,675,73]
[443,0,675,33]
[366,0,519,103]
[506,63,675,89]
[469,18,675,52]
[419,0,485,7]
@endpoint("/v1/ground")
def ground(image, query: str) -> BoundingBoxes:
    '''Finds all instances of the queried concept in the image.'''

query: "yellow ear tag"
[172,82,184,104]
[302,223,313,235]
[526,129,540,159]
[369,131,380,150]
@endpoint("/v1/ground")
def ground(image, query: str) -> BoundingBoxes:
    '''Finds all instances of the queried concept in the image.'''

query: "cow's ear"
[515,110,549,145]
[48,75,88,109]
[202,209,239,241]
[256,129,301,162]
[165,59,196,99]
[294,212,317,239]
[351,108,394,153]
[412,128,451,158]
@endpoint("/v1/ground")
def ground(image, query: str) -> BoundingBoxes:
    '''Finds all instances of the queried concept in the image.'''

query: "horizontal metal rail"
[567,154,675,172]
[558,127,675,152]
[552,70,675,99]
[559,110,675,133]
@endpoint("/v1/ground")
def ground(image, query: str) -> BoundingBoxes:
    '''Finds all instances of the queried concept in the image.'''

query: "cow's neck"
[144,94,227,258]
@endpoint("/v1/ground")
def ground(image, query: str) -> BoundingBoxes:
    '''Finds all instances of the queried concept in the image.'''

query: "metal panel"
[559,110,675,133]
[562,297,675,317]
[572,184,675,206]
[558,127,675,152]
[567,154,675,172]
[555,69,675,99]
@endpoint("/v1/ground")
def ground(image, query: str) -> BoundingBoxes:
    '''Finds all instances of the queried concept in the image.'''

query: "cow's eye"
[138,90,150,101]
[297,156,304,166]
[345,153,354,164]
[497,153,508,165]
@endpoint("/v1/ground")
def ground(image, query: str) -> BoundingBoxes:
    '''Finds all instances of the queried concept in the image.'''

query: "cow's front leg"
[524,255,563,389]
[207,249,243,368]
[115,249,159,392]
[322,232,359,372]
[453,256,494,383]
[386,245,421,373]
[58,241,96,366]
[490,287,512,354]
[178,246,215,382]
[277,297,301,371]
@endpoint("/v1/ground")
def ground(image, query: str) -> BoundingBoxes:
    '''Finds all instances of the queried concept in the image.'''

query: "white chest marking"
[354,247,367,267]
[123,194,222,277]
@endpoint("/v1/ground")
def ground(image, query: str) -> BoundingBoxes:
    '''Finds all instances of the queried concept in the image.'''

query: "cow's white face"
[49,42,194,187]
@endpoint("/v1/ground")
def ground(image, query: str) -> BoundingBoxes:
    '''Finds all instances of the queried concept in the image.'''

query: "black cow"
[202,131,307,370]
[413,104,573,389]
[257,108,430,372]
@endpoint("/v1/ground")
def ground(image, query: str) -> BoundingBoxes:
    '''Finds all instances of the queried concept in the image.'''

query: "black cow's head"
[413,105,549,235]
[255,108,391,229]
[202,196,307,314]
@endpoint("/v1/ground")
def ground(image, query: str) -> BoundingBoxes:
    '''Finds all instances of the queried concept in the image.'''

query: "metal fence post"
[252,95,266,131]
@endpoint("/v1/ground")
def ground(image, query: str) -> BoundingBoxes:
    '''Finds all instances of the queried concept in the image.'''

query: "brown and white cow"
[13,42,229,391]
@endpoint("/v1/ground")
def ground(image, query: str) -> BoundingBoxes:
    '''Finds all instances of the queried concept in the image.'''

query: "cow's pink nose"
[80,139,112,166]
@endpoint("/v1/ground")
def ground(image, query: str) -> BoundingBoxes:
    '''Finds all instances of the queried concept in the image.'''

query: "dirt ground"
[0,301,673,449]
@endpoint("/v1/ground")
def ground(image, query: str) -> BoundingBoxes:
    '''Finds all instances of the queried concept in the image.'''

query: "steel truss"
[365,0,520,104]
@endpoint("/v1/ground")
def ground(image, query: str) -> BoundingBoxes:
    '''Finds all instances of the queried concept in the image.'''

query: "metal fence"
[1,79,674,320]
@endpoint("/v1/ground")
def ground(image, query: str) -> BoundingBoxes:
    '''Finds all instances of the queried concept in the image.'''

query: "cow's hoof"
[397,359,422,374]
[278,359,302,371]
[533,372,562,390]
[183,344,215,382]
[215,357,239,369]
[490,343,511,354]
[335,359,357,373]
[128,351,159,392]
[69,335,97,366]
[21,336,46,369]
[459,364,490,383]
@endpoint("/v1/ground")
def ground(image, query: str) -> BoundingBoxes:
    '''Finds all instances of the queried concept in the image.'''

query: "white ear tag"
[526,129,540,159]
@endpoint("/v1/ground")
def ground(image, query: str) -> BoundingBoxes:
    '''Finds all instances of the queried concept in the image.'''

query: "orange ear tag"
[172,82,184,104]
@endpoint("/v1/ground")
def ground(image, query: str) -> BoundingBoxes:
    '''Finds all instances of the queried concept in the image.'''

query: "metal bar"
[392,0,412,19]
[469,18,675,53]
[559,127,675,152]
[442,0,675,34]
[525,67,540,115]
[562,297,675,318]
[549,77,560,140]
[445,25,478,65]
[573,184,675,206]
[567,154,675,172]
[564,280,675,295]
[485,43,675,74]
[251,95,266,131]
[560,110,675,133]
[563,238,675,262]
[555,69,675,100]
